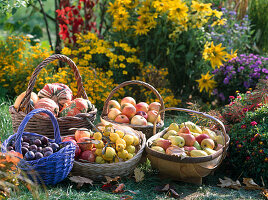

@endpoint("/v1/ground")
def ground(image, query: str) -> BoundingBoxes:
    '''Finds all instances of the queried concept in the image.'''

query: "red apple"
[136,111,148,119]
[75,130,92,142]
[179,133,196,146]
[153,139,171,150]
[135,102,149,113]
[108,108,121,120]
[114,114,130,124]
[75,146,81,159]
[80,150,95,162]
[184,146,197,152]
[196,134,210,144]
[121,97,136,106]
[131,115,147,126]
[147,110,161,123]
[201,138,215,149]
[149,102,161,112]
[77,137,93,152]
[107,100,121,112]
[121,103,136,119]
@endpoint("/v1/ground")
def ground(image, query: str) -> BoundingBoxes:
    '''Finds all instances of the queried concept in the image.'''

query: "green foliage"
[227,105,268,185]
[0,0,28,15]
[249,0,268,52]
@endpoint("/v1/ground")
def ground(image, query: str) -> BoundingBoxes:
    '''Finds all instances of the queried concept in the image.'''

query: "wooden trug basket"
[146,107,230,185]
[101,80,165,139]
[9,54,97,138]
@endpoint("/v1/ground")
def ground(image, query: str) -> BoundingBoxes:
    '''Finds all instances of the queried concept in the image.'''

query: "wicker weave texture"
[9,54,97,137]
[2,109,76,185]
[71,130,146,181]
[101,80,165,139]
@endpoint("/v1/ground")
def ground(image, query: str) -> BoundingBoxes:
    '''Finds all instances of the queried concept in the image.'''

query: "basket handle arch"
[19,54,88,113]
[15,108,62,154]
[153,107,228,165]
[102,80,165,119]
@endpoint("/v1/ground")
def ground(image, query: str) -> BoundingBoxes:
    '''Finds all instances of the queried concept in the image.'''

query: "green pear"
[202,128,217,140]
[190,150,208,157]
[180,121,202,134]
[168,123,180,132]
[151,146,165,154]
[203,148,217,155]
[163,130,178,139]
[169,136,185,147]
[215,135,224,145]
[193,141,202,150]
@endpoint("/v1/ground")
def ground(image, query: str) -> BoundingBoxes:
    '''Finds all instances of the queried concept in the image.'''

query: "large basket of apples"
[101,80,165,139]
[63,122,146,181]
[9,54,97,138]
[146,107,230,185]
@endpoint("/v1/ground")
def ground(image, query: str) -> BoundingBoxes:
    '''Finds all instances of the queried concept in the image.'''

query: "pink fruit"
[114,114,130,124]
[136,111,148,119]
[80,150,95,162]
[196,134,210,144]
[108,108,121,120]
[107,100,121,112]
[135,102,149,113]
[121,97,136,106]
[149,102,161,112]
[147,110,161,123]
[179,133,196,146]
[121,103,136,119]
[154,139,171,150]
[184,146,197,152]
[131,115,147,126]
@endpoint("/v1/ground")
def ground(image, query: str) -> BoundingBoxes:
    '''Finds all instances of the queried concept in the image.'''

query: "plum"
[35,152,43,159]
[29,145,38,151]
[22,136,30,143]
[37,147,43,152]
[50,143,59,152]
[43,147,53,153]
[44,151,53,157]
[25,151,35,161]
[34,139,42,147]
[21,147,29,155]
[41,136,49,145]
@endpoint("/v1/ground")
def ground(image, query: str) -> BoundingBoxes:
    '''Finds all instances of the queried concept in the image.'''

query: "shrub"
[227,104,268,185]
[211,54,268,104]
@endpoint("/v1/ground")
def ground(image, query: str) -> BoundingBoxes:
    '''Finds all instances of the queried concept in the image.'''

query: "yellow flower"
[196,72,217,93]
[191,1,212,13]
[133,21,150,35]
[123,0,139,9]
[211,18,227,27]
[168,0,188,21]
[107,1,123,15]
[123,70,128,75]
[203,41,227,69]
[225,49,238,61]
[212,10,223,19]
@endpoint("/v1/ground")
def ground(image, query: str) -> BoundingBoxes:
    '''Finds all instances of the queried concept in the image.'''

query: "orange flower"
[6,152,23,164]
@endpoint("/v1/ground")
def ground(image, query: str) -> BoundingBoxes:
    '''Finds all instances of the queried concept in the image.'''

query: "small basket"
[146,107,230,185]
[71,126,146,181]
[101,80,165,139]
[2,108,76,185]
[9,54,97,138]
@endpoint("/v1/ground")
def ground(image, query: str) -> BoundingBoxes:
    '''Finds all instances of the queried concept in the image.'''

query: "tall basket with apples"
[146,107,230,185]
[101,80,165,139]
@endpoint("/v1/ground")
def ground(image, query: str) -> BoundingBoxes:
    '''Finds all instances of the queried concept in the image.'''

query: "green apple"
[169,136,185,147]
[163,130,177,139]
[193,141,202,150]
[168,123,179,132]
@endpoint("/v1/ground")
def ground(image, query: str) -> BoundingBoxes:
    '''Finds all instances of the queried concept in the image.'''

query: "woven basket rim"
[146,127,230,163]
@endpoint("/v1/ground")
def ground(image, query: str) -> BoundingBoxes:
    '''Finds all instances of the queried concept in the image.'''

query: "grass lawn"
[0,99,265,200]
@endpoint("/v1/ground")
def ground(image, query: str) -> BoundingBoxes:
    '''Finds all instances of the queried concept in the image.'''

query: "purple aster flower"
[238,66,245,72]
[223,77,229,84]
[254,68,261,72]
[244,81,250,88]
[262,68,268,73]
[219,92,225,101]
[256,60,262,65]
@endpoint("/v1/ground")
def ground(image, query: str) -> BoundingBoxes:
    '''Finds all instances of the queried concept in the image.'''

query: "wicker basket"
[146,107,230,185]
[9,54,97,138]
[101,80,165,139]
[71,125,146,181]
[2,108,76,185]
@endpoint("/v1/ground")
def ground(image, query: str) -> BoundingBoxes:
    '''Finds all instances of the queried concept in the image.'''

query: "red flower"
[250,121,257,126]
[237,96,241,99]
[242,108,248,112]
[241,124,247,129]
[246,156,250,161]
[250,137,255,142]
[229,96,235,99]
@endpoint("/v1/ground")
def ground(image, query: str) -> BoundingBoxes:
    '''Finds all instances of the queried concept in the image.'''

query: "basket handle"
[19,54,88,113]
[102,80,165,119]
[153,107,228,165]
[15,108,61,154]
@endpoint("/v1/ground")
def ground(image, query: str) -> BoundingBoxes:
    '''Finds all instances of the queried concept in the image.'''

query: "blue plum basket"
[2,108,76,185]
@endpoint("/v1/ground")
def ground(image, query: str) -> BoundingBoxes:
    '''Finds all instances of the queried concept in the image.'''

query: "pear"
[203,148,217,155]
[178,125,191,134]
[202,128,217,140]
[192,132,201,138]
[168,123,180,132]
[193,141,202,150]
[215,135,224,145]
[151,146,165,154]
[163,130,178,139]
[169,136,185,147]
[190,150,208,157]
[180,121,202,134]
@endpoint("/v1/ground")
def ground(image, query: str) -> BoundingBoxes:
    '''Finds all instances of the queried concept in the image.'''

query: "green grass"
[0,99,265,200]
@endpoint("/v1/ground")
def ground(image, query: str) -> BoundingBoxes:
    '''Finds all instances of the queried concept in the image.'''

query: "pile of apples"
[62,125,140,163]
[107,96,162,126]
[150,121,224,157]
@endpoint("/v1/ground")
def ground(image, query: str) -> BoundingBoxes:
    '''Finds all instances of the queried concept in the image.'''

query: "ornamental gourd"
[38,83,72,109]
[14,91,39,111]
[35,98,59,117]
[59,98,93,117]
